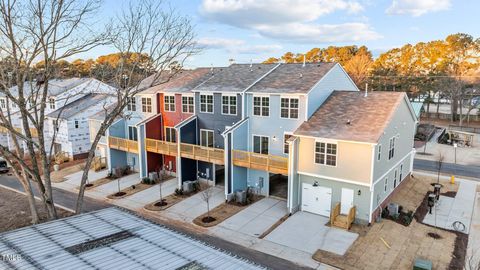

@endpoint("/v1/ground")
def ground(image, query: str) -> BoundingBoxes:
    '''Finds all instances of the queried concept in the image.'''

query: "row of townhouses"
[0,78,117,159]
[93,62,418,224]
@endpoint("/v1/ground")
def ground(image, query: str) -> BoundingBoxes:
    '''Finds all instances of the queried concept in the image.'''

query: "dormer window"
[127,97,136,111]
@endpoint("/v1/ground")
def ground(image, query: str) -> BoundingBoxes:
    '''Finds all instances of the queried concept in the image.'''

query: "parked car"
[0,159,9,173]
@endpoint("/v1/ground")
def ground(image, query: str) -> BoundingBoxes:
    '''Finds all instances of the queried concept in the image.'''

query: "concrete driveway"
[265,211,358,256]
[114,178,177,210]
[163,185,225,223]
[216,198,287,237]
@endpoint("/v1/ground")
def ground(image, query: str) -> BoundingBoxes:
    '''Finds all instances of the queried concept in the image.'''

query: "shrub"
[381,207,389,218]
[403,215,412,225]
[192,181,200,192]
[142,177,151,185]
[392,213,400,221]
[398,205,403,213]
[175,188,184,196]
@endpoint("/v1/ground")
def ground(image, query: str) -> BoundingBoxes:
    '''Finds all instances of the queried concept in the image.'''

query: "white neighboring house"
[0,78,117,153]
[45,93,117,159]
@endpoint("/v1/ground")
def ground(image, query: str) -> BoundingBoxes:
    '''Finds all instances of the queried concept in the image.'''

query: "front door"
[341,188,354,215]
[302,183,332,217]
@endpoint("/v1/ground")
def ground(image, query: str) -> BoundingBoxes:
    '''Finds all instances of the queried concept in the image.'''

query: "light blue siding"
[307,64,358,118]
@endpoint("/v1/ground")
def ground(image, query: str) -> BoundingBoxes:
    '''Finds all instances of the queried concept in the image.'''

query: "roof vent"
[346,119,351,125]
[299,73,303,78]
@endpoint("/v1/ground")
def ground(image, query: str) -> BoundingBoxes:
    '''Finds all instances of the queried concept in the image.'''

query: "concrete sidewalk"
[467,191,480,268]
[422,179,477,233]
[113,178,177,210]
[53,169,108,191]
[162,186,225,223]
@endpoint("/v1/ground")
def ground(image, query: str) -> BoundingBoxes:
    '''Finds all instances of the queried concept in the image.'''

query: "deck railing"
[108,136,139,154]
[232,150,288,175]
[179,143,224,165]
[145,138,178,156]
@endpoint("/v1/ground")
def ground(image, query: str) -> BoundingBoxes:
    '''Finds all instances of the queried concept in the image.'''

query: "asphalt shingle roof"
[294,91,407,143]
[140,68,212,94]
[247,62,337,94]
[193,64,278,93]
[47,93,111,119]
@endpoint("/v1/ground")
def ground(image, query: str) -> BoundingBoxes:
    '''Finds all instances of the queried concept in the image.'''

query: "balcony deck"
[180,143,225,165]
[108,136,139,154]
[145,138,178,156]
[232,150,288,175]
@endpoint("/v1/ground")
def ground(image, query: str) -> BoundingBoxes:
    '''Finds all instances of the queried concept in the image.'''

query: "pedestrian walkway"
[113,178,177,210]
[467,192,480,268]
[423,179,477,233]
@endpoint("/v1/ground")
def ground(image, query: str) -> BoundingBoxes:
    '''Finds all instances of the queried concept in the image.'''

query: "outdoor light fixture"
[312,181,319,187]
[358,190,361,196]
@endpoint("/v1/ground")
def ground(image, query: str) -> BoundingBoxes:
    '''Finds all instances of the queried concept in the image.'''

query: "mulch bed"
[258,214,290,239]
[144,191,199,211]
[192,196,263,228]
[107,182,157,199]
[0,187,72,233]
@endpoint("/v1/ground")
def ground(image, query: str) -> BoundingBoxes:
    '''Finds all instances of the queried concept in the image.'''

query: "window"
[74,120,79,129]
[127,97,136,111]
[384,178,388,192]
[253,96,269,116]
[399,164,403,182]
[253,135,269,155]
[182,96,194,113]
[200,129,214,147]
[165,127,176,142]
[49,98,55,110]
[128,126,138,141]
[0,99,5,109]
[222,95,237,115]
[315,142,337,166]
[52,120,59,131]
[394,169,398,188]
[377,144,382,161]
[284,134,293,154]
[141,97,152,113]
[280,98,299,119]
[388,137,396,160]
[200,94,214,113]
[164,95,175,112]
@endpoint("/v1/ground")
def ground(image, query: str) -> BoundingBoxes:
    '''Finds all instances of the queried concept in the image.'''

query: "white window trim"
[399,164,404,182]
[74,120,79,129]
[127,97,136,111]
[279,96,300,119]
[393,169,398,189]
[313,140,338,167]
[199,129,214,148]
[252,95,270,117]
[283,132,293,154]
[164,126,176,142]
[181,95,195,114]
[221,94,237,116]
[251,134,269,155]
[128,125,138,141]
[164,95,175,112]
[384,177,388,193]
[141,97,152,113]
[199,93,214,114]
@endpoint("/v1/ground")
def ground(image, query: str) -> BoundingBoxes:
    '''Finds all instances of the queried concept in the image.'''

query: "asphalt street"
[413,159,480,179]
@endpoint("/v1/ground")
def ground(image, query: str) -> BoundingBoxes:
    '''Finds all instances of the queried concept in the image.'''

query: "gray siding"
[195,92,242,148]
[299,174,371,223]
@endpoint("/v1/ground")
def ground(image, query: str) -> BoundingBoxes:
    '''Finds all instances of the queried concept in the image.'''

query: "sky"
[81,0,480,68]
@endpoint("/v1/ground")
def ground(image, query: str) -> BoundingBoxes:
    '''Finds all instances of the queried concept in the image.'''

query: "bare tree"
[0,0,198,224]
[0,0,110,223]
[199,180,215,223]
[74,0,198,213]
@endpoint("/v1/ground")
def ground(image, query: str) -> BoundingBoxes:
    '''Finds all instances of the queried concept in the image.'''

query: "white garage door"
[301,183,332,217]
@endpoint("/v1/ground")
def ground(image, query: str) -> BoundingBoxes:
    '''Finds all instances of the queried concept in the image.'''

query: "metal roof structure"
[0,208,265,270]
